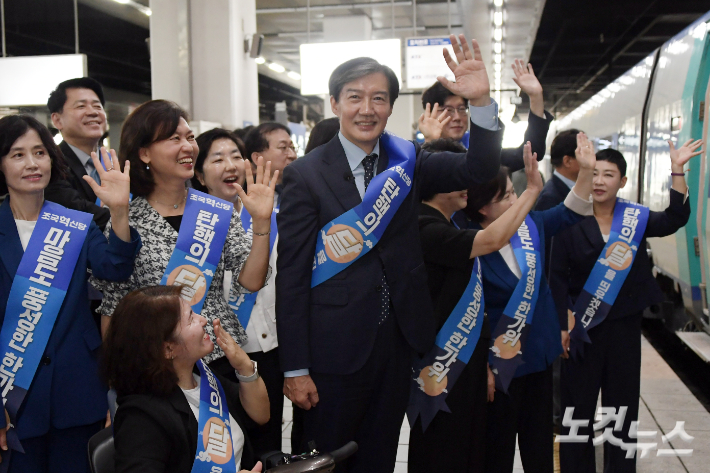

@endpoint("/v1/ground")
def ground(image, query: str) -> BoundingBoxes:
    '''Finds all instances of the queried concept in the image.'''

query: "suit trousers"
[560,313,642,473]
[7,421,104,473]
[247,348,285,457]
[486,364,554,473]
[300,315,411,473]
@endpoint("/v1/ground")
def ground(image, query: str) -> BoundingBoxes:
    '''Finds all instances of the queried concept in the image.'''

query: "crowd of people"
[0,32,703,473]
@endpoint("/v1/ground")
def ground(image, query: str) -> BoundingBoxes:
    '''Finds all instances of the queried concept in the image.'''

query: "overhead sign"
[299,39,402,96]
[406,37,455,90]
[0,55,87,107]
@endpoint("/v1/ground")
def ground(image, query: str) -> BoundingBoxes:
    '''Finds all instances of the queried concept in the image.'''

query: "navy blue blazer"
[473,203,584,378]
[0,198,141,439]
[276,122,504,375]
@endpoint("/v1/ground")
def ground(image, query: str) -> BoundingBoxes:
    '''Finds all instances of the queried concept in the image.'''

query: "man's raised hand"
[437,34,490,106]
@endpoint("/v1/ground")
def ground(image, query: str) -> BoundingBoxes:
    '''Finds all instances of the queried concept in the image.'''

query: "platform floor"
[278,335,710,472]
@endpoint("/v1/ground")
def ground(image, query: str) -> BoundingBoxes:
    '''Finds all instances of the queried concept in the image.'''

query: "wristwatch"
[235,360,259,383]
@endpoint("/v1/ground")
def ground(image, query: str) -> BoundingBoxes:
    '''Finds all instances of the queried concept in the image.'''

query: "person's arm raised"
[569,132,596,201]
[469,141,542,257]
[83,147,131,242]
[437,34,490,106]
[418,103,452,143]
[669,138,703,196]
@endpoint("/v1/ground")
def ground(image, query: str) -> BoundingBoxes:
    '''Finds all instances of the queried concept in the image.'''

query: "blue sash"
[191,360,237,473]
[0,202,92,455]
[407,257,485,431]
[311,133,416,287]
[227,206,278,330]
[569,198,649,358]
[160,189,233,314]
[460,131,470,149]
[488,215,542,393]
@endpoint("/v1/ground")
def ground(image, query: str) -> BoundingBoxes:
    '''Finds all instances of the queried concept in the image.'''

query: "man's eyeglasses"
[276,144,299,154]
[443,106,468,117]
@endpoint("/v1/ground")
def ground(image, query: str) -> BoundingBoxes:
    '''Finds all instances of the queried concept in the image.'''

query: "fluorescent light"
[494,71,501,80]
[494,11,503,26]
[255,57,266,64]
[269,62,286,73]
[494,63,502,72]
[287,71,301,80]
[494,28,503,41]
[494,0,504,6]
[494,42,502,54]
[0,55,87,106]
[494,54,502,64]
[112,0,130,4]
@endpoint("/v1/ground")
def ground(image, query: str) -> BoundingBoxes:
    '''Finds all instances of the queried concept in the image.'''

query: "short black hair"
[305,118,340,155]
[0,115,67,194]
[244,122,292,163]
[191,128,246,192]
[421,82,467,110]
[419,139,469,201]
[550,129,580,168]
[233,125,254,142]
[47,77,105,114]
[329,57,399,106]
[596,148,627,178]
[463,167,511,223]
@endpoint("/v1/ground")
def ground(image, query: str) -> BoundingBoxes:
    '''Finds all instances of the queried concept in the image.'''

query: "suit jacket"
[499,110,554,173]
[276,122,504,375]
[549,189,690,331]
[0,198,141,438]
[535,173,573,275]
[114,372,257,473]
[44,141,111,230]
[474,204,584,377]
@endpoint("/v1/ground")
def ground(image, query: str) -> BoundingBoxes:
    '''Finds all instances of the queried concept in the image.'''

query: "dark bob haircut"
[421,81,467,110]
[191,128,246,192]
[47,77,105,114]
[550,129,580,168]
[463,166,511,223]
[596,148,628,178]
[305,117,340,155]
[244,122,292,164]
[119,100,190,197]
[419,138,468,202]
[102,285,185,397]
[0,115,67,195]
[329,57,400,106]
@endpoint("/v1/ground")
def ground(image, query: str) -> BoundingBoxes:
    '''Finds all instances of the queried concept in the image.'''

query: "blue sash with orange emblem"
[569,198,649,358]
[311,133,416,287]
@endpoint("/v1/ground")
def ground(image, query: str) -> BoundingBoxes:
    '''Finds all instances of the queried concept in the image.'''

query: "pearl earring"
[146,164,150,170]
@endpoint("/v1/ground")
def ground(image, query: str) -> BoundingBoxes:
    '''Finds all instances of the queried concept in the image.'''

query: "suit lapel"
[60,141,96,200]
[579,216,605,249]
[0,199,24,279]
[485,250,519,292]
[318,136,362,212]
[553,175,571,198]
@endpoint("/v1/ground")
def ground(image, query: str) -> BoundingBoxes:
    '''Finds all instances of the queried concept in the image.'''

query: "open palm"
[438,34,490,102]
[669,139,704,167]
[238,156,277,221]
[83,147,130,209]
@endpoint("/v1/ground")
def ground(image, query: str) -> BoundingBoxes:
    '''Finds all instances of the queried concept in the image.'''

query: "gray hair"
[328,57,400,106]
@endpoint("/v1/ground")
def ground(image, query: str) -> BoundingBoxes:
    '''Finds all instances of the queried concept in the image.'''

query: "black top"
[114,369,257,473]
[164,215,183,233]
[550,189,691,330]
[418,203,490,339]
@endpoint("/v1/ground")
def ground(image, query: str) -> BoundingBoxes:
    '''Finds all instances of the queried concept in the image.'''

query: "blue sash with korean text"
[488,215,542,393]
[160,189,233,314]
[228,206,278,329]
[0,202,92,459]
[191,360,237,473]
[311,133,416,287]
[407,258,484,431]
[569,198,649,359]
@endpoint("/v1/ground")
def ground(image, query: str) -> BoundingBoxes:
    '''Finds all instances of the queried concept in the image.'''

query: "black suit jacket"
[276,123,504,375]
[44,141,110,230]
[114,372,257,473]
[549,189,690,331]
[500,110,554,173]
[535,173,573,274]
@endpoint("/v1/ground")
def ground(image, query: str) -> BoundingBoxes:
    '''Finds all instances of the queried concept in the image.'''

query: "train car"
[549,11,710,361]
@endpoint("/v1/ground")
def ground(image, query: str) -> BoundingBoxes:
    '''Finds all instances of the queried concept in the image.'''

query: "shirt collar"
[67,143,93,167]
[338,131,380,172]
[553,169,576,189]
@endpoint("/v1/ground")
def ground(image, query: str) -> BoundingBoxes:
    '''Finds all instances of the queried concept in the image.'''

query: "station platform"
[278,335,710,472]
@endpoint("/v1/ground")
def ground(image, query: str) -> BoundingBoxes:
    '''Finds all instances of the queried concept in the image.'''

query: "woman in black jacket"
[103,285,269,473]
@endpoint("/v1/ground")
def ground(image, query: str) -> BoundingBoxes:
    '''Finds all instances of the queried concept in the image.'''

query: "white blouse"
[15,219,37,251]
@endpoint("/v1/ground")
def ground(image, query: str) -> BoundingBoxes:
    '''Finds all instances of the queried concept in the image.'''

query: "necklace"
[151,189,187,209]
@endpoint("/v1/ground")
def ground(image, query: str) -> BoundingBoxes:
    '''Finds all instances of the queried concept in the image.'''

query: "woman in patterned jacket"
[91,100,276,378]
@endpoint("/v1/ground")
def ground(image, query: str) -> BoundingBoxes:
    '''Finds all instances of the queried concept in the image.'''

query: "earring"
[146,164,150,170]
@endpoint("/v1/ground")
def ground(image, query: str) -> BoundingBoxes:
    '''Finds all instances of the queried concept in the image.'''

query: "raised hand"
[511,59,542,98]
[575,132,596,170]
[418,103,452,142]
[83,147,130,210]
[668,138,703,169]
[213,318,253,375]
[523,141,543,193]
[437,34,490,105]
[237,156,277,223]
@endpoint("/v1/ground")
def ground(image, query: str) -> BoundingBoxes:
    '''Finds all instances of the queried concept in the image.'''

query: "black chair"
[88,427,115,473]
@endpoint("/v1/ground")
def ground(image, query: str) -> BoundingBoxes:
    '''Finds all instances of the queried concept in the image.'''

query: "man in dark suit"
[535,128,581,211]
[276,35,503,473]
[46,77,110,230]
[549,144,698,472]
